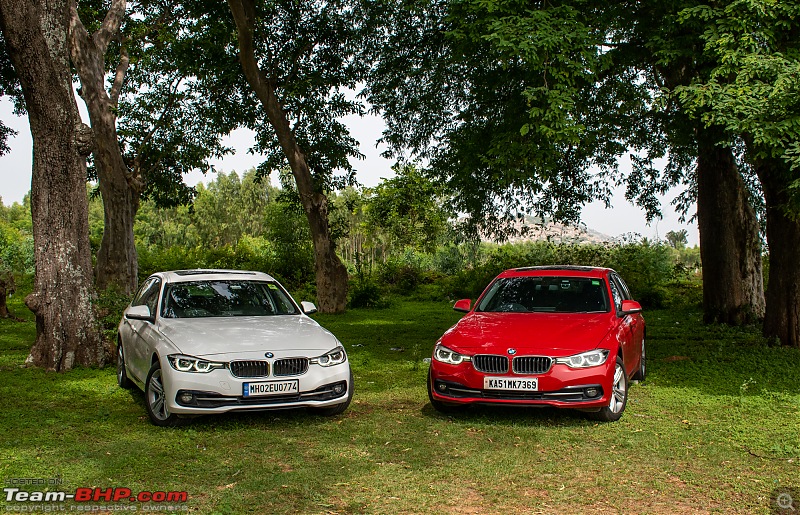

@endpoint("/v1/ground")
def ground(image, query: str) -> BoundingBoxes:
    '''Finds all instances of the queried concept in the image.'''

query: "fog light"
[437,383,447,392]
[180,392,194,404]
[333,384,345,394]
[585,388,598,398]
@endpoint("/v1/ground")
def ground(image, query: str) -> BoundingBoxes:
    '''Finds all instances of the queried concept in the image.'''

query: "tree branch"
[93,0,127,54]
[109,45,129,106]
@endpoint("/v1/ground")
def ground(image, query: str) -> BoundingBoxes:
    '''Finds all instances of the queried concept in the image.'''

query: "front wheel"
[587,356,628,422]
[145,361,183,427]
[310,371,353,417]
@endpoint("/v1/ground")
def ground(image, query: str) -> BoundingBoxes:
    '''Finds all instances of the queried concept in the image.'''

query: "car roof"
[154,269,277,283]
[499,265,613,279]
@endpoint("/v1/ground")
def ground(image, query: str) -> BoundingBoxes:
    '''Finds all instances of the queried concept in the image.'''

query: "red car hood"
[439,312,614,356]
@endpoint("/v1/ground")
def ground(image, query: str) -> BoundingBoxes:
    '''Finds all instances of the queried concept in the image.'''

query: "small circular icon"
[265,352,274,358]
[507,348,517,355]
[777,492,795,510]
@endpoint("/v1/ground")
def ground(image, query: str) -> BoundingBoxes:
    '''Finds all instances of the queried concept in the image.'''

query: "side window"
[608,275,624,312]
[133,278,161,316]
[617,276,633,301]
[132,278,156,306]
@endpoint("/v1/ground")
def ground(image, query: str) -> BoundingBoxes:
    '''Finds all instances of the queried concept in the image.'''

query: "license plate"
[242,380,299,397]
[484,377,538,391]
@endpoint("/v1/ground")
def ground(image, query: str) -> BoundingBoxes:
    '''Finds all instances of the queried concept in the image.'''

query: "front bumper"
[161,362,352,415]
[429,357,614,409]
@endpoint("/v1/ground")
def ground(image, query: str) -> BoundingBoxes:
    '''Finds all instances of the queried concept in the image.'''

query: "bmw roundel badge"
[507,348,517,355]
[265,352,274,358]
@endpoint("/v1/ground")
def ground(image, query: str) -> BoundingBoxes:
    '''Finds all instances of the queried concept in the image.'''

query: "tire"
[116,342,134,389]
[427,369,463,414]
[632,338,646,381]
[587,356,628,422]
[311,371,353,417]
[145,361,183,427]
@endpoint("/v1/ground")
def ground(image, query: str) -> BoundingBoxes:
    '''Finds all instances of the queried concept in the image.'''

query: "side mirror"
[620,300,643,315]
[126,305,154,322]
[300,301,318,315]
[453,299,471,313]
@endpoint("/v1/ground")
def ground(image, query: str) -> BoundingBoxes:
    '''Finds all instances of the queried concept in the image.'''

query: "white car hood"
[157,315,339,358]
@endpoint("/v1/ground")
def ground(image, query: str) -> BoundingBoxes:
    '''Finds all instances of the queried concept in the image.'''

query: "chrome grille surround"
[472,354,509,374]
[512,356,553,375]
[229,360,270,378]
[273,358,309,377]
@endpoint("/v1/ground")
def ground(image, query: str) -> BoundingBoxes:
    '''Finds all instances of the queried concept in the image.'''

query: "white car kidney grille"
[273,358,309,377]
[229,360,270,378]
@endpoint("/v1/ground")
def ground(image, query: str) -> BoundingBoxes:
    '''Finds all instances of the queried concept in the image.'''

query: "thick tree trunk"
[227,0,349,313]
[0,0,105,370]
[755,158,800,348]
[69,0,139,294]
[696,129,765,325]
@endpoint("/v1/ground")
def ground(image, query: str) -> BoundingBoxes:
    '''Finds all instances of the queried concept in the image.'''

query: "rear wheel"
[587,357,628,422]
[116,342,133,389]
[632,338,646,381]
[428,369,463,414]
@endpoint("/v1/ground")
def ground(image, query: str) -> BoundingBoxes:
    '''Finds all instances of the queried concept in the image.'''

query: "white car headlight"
[433,344,471,365]
[555,349,610,369]
[312,346,347,367]
[167,354,226,373]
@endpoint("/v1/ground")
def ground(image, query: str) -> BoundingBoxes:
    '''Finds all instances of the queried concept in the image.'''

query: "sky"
[0,97,699,245]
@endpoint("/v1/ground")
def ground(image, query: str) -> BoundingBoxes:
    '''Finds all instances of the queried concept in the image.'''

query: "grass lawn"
[1,293,798,514]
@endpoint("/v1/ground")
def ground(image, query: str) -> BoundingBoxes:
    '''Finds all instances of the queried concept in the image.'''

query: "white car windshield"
[476,276,610,313]
[161,280,299,318]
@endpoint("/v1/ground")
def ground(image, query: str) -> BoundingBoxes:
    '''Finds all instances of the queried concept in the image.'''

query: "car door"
[610,273,644,375]
[124,277,162,382]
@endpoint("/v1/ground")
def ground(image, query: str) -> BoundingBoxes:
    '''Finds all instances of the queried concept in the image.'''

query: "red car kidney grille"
[512,356,553,374]
[472,355,509,374]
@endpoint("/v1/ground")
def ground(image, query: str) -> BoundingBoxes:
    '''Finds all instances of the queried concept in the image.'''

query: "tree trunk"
[696,129,765,325]
[0,273,11,318]
[227,0,349,313]
[755,157,800,348]
[69,0,139,295]
[0,0,105,370]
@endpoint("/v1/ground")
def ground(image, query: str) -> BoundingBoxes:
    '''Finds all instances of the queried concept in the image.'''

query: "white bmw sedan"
[117,270,352,426]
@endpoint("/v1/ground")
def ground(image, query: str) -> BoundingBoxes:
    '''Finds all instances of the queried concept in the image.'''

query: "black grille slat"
[512,356,553,375]
[229,360,270,378]
[472,355,509,374]
[273,358,309,377]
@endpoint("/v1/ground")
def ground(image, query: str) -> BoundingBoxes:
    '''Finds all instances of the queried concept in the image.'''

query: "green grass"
[1,295,798,514]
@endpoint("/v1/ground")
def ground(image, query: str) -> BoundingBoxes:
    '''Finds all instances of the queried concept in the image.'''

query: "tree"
[665,229,688,250]
[674,1,800,346]
[366,164,450,254]
[220,0,376,312]
[366,0,765,326]
[69,0,234,294]
[0,0,105,370]
[68,0,139,293]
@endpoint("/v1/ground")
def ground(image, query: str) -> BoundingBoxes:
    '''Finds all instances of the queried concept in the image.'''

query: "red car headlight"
[433,344,472,366]
[555,349,610,369]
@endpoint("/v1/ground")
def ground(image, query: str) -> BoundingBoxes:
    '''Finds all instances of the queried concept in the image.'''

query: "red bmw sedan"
[428,266,646,421]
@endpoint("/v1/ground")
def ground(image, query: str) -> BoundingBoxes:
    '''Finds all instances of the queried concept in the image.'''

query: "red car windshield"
[476,276,610,313]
